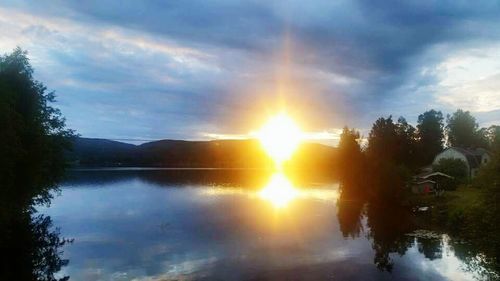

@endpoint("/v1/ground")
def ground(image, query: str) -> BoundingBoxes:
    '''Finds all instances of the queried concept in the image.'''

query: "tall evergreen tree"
[338,127,364,197]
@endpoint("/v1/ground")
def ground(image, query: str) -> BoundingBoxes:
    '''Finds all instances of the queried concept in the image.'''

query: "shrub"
[432,158,467,189]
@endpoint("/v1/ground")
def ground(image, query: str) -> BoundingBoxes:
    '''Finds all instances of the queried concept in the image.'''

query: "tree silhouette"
[395,117,418,168]
[446,109,481,148]
[417,110,444,165]
[337,127,365,198]
[366,116,416,201]
[0,47,75,192]
[0,48,74,280]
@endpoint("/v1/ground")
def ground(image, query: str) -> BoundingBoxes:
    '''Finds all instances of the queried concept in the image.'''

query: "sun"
[256,113,302,165]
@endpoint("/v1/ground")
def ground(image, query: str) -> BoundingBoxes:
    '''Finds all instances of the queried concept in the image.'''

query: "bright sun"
[257,113,302,165]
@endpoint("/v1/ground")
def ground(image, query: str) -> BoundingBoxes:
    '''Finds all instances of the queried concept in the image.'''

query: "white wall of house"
[433,148,471,178]
[481,153,491,166]
[473,153,492,177]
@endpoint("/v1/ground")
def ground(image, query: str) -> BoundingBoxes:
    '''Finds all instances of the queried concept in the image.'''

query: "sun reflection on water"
[258,172,298,208]
[199,172,339,209]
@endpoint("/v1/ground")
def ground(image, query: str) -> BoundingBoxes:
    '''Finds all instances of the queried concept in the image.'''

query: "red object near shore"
[424,185,430,193]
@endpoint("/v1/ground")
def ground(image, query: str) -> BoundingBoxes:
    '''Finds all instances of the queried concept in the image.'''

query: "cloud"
[203,128,342,146]
[434,43,500,112]
[1,1,500,141]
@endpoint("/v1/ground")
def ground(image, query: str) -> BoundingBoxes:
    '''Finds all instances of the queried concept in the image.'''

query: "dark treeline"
[338,109,500,202]
[68,137,337,172]
[68,138,271,168]
[0,48,73,280]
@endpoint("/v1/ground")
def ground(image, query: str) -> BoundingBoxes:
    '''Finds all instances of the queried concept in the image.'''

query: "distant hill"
[67,137,337,169]
[67,138,138,166]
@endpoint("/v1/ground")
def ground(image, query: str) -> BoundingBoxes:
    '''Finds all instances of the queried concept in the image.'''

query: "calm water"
[38,169,486,281]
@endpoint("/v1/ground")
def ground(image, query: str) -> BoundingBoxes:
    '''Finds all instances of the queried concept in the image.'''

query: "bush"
[432,158,467,189]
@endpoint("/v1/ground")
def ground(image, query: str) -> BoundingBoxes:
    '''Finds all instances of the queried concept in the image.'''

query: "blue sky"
[1,1,500,144]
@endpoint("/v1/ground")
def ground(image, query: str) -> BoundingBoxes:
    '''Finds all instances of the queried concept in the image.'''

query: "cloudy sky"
[1,1,500,144]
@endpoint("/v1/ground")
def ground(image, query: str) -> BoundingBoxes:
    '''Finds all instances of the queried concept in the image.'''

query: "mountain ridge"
[68,137,337,169]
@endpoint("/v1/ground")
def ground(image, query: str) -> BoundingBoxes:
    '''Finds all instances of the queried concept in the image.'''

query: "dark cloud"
[1,0,500,140]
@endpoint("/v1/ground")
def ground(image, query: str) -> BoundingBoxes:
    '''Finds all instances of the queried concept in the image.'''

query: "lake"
[39,169,486,280]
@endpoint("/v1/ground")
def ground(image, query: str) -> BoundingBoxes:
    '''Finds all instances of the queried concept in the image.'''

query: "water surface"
[39,169,485,280]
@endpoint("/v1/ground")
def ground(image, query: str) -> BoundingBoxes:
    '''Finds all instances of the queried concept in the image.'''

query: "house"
[411,172,454,194]
[411,180,435,194]
[432,147,491,178]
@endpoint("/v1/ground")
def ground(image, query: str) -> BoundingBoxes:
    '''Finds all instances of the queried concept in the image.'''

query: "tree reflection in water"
[337,195,450,272]
[416,237,443,260]
[337,199,364,239]
[0,183,71,281]
[8,169,497,280]
[365,204,414,272]
[337,180,499,279]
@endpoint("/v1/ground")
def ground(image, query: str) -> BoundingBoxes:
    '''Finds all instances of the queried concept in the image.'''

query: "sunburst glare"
[256,113,302,166]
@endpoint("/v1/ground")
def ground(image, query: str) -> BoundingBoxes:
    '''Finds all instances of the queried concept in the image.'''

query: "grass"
[444,185,483,212]
[407,185,485,229]
[408,185,483,209]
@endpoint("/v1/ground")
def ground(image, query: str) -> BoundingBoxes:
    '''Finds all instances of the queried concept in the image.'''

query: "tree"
[367,116,398,163]
[0,48,74,281]
[468,150,500,274]
[338,127,363,169]
[338,127,365,197]
[395,117,418,168]
[485,125,500,152]
[367,116,418,167]
[0,47,74,196]
[417,110,444,165]
[446,110,482,148]
[367,116,413,201]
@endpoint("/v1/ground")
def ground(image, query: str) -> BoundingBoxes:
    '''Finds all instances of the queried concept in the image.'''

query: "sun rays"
[256,112,302,166]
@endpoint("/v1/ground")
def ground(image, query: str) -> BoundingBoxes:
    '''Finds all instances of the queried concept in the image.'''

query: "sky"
[1,1,500,145]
